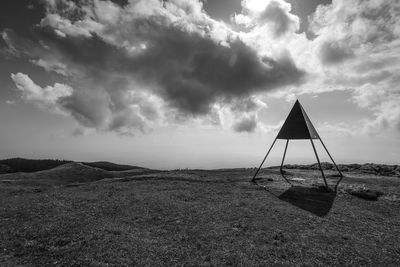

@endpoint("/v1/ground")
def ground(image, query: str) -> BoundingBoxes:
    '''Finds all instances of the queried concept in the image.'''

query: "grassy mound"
[0,158,71,173]
[0,163,110,186]
[0,158,144,173]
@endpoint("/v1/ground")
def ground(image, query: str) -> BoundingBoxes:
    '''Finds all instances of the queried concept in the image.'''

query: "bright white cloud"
[352,83,400,134]
[233,0,299,38]
[267,0,400,134]
[93,0,121,25]
[310,0,400,133]
[11,72,73,112]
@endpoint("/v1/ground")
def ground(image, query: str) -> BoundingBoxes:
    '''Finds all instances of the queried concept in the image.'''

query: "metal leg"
[280,139,289,174]
[279,139,292,185]
[319,139,343,191]
[252,138,277,182]
[319,139,343,177]
[310,138,329,190]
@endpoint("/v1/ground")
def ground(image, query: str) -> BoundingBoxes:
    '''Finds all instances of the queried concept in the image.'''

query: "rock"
[276,163,399,177]
[311,162,333,170]
[359,163,378,175]
[346,187,384,201]
[338,164,360,172]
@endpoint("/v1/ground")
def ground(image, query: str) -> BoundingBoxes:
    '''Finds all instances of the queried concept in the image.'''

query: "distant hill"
[0,164,13,174]
[0,162,110,186]
[81,161,143,171]
[0,158,72,173]
[1,158,398,177]
[0,158,142,173]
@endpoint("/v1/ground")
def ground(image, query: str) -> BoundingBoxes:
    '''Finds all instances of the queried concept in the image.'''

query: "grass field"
[1,167,400,266]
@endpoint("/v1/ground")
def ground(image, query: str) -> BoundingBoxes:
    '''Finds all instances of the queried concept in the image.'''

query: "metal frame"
[251,136,343,191]
[319,138,343,191]
[280,139,289,174]
[310,138,328,189]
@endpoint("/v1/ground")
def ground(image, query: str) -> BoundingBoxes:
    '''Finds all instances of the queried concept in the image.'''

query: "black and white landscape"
[1,0,400,265]
[0,158,400,265]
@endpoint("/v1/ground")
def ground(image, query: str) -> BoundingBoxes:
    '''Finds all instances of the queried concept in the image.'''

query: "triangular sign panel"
[276,100,319,139]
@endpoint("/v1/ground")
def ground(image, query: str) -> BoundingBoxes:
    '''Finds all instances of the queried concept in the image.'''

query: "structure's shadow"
[278,186,336,217]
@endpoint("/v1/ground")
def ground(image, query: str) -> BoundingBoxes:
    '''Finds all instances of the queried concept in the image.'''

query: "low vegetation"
[0,158,141,174]
[0,158,72,173]
[0,161,399,266]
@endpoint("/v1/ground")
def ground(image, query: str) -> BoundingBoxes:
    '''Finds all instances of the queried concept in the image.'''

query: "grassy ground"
[1,168,400,266]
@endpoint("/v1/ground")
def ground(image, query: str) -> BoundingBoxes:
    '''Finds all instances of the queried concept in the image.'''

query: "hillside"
[0,158,72,173]
[0,162,160,187]
[81,161,143,171]
[0,163,110,186]
[0,167,399,265]
[0,164,12,174]
[0,158,142,173]
[1,158,398,177]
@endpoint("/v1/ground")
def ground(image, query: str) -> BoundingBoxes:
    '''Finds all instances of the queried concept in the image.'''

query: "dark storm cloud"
[58,90,110,128]
[34,15,305,115]
[233,116,257,132]
[0,0,45,36]
[3,0,306,133]
[319,41,354,65]
[230,98,260,113]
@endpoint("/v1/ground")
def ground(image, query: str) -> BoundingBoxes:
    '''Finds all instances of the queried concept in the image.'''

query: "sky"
[0,0,399,169]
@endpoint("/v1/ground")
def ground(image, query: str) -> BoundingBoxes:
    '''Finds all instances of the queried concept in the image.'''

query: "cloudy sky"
[0,0,399,169]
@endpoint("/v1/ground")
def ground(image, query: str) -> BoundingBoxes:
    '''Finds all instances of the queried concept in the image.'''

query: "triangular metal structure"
[276,100,319,139]
[251,100,343,191]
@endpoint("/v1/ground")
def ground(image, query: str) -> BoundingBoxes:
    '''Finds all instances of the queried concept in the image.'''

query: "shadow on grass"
[278,186,336,217]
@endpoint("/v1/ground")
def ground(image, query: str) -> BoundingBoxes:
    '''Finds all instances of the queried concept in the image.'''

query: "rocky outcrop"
[281,163,400,177]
